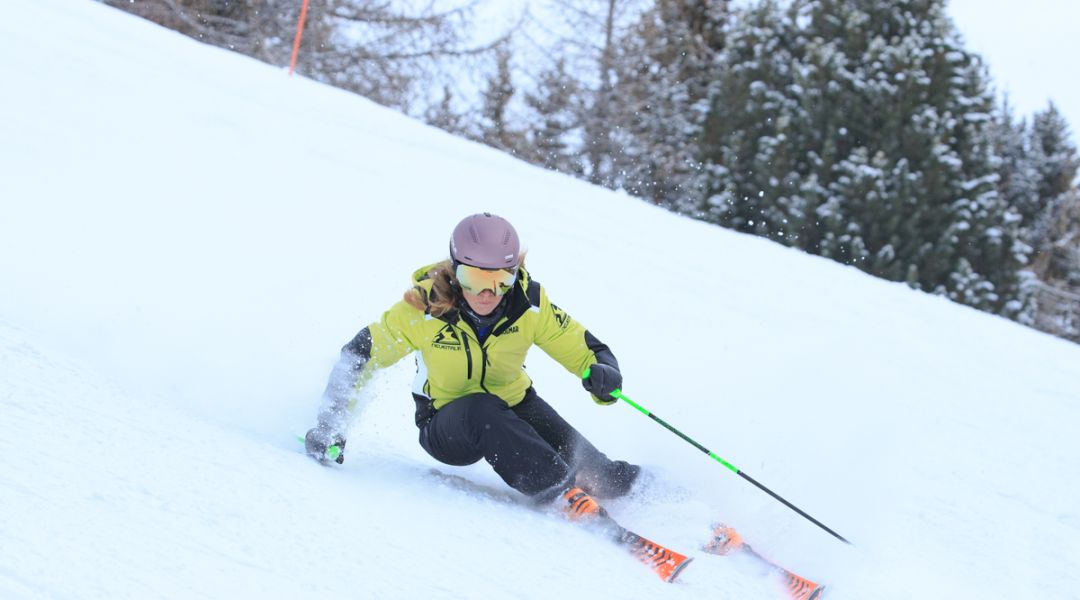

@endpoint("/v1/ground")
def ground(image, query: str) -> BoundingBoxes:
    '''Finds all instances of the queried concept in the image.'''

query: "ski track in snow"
[2,1,1080,598]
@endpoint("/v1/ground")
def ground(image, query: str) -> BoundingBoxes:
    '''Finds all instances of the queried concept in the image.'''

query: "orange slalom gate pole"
[288,0,311,76]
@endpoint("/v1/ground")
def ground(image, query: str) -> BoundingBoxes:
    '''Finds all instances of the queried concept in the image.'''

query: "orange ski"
[704,523,825,600]
[621,529,693,582]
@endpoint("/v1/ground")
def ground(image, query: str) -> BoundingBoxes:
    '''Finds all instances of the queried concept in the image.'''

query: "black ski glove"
[305,424,347,464]
[583,363,622,405]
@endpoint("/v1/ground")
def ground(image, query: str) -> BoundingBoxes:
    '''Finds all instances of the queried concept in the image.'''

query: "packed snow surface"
[2,1,1079,598]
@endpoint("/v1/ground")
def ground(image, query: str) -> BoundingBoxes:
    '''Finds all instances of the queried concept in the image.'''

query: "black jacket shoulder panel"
[342,327,373,363]
[584,330,619,371]
[526,279,541,307]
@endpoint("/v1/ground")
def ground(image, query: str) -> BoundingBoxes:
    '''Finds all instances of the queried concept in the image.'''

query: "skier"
[305,212,641,518]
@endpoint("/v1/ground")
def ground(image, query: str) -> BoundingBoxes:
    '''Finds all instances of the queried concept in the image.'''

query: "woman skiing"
[305,212,641,512]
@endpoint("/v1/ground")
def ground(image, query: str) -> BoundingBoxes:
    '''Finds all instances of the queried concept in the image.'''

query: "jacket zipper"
[461,329,473,379]
[479,344,490,392]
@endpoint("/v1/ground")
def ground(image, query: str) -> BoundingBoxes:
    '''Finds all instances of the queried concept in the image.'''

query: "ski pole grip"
[295,435,342,463]
[325,444,342,462]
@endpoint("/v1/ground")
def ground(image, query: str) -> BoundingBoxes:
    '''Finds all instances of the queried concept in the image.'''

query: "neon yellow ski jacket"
[315,263,619,432]
[362,263,613,410]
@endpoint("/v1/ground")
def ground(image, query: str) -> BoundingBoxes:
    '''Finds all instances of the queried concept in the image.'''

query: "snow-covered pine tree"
[831,0,1023,314]
[698,0,805,239]
[991,101,1041,242]
[1024,105,1080,288]
[699,0,1025,315]
[1030,105,1079,212]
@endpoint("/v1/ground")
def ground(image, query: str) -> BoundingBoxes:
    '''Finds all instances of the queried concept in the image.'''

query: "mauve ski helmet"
[450,212,521,269]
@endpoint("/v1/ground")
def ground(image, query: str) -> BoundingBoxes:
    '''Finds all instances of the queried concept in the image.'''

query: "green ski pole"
[583,368,852,546]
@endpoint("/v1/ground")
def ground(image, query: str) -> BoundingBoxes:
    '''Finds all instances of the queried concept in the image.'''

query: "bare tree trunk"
[585,0,617,186]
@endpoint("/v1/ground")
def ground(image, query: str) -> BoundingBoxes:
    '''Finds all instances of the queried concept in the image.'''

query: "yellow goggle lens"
[455,263,517,296]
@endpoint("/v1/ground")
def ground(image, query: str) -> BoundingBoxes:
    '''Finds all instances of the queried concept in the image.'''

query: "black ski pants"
[417,388,639,501]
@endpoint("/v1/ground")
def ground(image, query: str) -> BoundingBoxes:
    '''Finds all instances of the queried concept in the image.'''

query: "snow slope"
[2,1,1079,598]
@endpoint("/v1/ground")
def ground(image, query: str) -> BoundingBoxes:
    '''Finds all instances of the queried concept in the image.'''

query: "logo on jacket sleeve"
[550,303,570,330]
[433,324,462,349]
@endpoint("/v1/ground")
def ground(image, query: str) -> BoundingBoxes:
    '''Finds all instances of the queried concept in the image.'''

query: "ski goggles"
[455,263,518,296]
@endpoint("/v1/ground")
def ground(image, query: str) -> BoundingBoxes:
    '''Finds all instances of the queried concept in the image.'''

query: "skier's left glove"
[305,424,347,464]
[583,363,622,405]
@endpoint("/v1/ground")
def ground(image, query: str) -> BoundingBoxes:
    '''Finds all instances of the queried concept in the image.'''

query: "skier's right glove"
[305,424,347,465]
